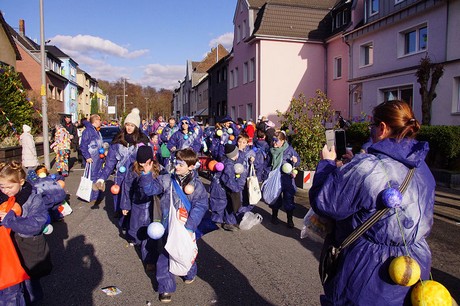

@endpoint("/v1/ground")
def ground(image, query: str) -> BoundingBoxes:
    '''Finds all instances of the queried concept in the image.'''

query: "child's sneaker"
[159,293,172,303]
[184,277,195,284]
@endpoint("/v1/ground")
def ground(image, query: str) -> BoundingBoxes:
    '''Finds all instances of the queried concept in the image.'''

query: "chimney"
[19,19,25,36]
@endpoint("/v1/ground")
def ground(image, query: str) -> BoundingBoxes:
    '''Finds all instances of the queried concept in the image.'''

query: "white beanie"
[23,124,31,133]
[124,108,141,128]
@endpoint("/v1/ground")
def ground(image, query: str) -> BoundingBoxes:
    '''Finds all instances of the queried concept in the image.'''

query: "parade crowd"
[0,100,441,305]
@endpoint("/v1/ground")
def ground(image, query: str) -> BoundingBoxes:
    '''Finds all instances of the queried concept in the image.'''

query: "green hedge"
[345,123,460,170]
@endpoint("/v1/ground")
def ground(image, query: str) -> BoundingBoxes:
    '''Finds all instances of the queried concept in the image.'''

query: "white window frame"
[249,58,255,82]
[368,0,379,16]
[243,62,248,84]
[334,57,342,79]
[229,70,234,89]
[360,41,374,67]
[243,20,247,39]
[454,77,460,113]
[70,87,76,100]
[399,23,428,57]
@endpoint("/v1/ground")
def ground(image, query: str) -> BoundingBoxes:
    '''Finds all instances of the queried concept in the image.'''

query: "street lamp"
[115,94,128,121]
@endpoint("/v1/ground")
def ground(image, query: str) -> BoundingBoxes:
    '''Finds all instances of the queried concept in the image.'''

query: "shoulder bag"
[319,168,415,285]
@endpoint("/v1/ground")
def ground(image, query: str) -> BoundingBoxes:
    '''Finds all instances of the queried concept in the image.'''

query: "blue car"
[100,126,120,145]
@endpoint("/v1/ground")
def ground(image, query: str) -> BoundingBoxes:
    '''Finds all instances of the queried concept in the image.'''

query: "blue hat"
[219,115,234,124]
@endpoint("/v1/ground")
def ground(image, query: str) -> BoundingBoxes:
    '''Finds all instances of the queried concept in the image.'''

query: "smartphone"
[335,129,347,158]
[325,130,335,151]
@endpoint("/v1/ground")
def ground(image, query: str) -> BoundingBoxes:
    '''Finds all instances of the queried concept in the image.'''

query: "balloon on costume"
[119,166,126,173]
[98,148,105,154]
[234,163,244,174]
[184,184,195,194]
[382,187,403,208]
[282,163,293,174]
[215,162,224,172]
[111,184,120,194]
[147,222,165,240]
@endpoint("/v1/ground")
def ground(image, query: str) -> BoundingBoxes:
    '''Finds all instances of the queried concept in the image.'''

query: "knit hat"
[23,124,31,133]
[125,108,141,128]
[225,144,238,159]
[136,145,153,164]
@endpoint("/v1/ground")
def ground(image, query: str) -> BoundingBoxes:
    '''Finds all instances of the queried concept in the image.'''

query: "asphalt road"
[36,160,459,306]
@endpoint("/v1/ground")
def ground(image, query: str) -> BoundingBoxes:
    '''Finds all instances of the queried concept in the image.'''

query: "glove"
[95,179,106,191]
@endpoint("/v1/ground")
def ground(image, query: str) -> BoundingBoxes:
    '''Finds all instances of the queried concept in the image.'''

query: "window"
[360,42,373,67]
[395,0,405,4]
[229,70,234,88]
[401,25,427,55]
[237,25,241,43]
[334,57,342,79]
[249,58,255,82]
[231,106,236,120]
[246,103,253,120]
[223,67,227,81]
[243,20,247,39]
[70,67,76,77]
[234,67,239,87]
[243,62,248,84]
[70,87,76,100]
[369,0,379,15]
[382,86,413,108]
[454,77,460,113]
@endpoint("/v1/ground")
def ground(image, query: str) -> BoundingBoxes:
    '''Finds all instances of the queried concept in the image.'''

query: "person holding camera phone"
[309,100,435,305]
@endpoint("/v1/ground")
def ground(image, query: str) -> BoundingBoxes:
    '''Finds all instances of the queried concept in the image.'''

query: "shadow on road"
[196,239,276,306]
[39,223,102,306]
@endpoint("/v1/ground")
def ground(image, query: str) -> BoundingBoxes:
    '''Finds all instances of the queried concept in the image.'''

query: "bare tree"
[416,56,444,125]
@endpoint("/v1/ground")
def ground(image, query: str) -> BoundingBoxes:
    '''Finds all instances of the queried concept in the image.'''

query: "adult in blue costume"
[167,116,202,155]
[268,130,300,228]
[309,100,435,305]
[96,108,149,220]
[79,114,103,202]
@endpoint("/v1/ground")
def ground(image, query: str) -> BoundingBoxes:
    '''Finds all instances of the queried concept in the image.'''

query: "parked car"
[100,126,120,145]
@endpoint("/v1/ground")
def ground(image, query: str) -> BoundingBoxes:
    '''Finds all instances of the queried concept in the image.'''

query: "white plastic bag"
[239,212,263,230]
[164,185,198,276]
[247,164,261,205]
[300,208,333,242]
[76,163,92,202]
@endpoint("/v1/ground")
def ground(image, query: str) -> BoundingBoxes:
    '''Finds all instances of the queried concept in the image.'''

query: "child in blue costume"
[309,100,435,305]
[0,161,50,305]
[96,108,149,223]
[167,117,203,155]
[79,114,103,203]
[210,144,248,231]
[139,148,208,303]
[121,146,161,269]
[268,130,300,228]
[253,129,270,182]
[210,116,240,161]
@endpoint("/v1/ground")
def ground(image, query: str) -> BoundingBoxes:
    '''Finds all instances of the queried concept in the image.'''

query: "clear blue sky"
[1,0,236,89]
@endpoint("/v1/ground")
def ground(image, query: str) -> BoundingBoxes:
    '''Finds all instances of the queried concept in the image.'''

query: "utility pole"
[40,0,50,169]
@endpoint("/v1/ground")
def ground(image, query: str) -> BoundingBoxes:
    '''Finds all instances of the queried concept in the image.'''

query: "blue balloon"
[99,148,105,154]
[50,174,56,180]
[382,187,403,208]
[183,134,189,140]
[119,166,126,173]
[147,222,165,240]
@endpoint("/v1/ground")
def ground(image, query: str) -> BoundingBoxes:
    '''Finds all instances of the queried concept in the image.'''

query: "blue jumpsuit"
[309,138,435,305]
[79,120,103,201]
[209,123,240,161]
[209,154,248,225]
[139,171,208,294]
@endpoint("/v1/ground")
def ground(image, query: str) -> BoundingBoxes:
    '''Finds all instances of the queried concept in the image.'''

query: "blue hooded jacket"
[309,138,435,305]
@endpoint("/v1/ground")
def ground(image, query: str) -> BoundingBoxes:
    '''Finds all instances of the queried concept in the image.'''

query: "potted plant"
[277,90,335,189]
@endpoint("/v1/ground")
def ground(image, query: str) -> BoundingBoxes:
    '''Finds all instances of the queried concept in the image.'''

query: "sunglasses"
[174,159,187,166]
[181,121,189,125]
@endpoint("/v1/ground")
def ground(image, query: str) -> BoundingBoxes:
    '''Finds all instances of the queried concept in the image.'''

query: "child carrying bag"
[261,166,282,205]
[76,163,93,202]
[247,163,261,205]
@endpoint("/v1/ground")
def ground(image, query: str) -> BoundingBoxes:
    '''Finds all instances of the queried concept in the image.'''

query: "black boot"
[271,209,279,224]
[287,210,294,228]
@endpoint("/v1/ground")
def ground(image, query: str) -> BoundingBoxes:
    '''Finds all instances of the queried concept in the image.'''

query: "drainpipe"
[344,38,352,119]
[324,43,328,96]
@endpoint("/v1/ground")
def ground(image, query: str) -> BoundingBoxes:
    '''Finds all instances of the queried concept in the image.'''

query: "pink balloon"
[215,162,225,172]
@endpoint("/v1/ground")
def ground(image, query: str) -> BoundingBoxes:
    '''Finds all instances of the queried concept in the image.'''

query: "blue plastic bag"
[261,167,282,205]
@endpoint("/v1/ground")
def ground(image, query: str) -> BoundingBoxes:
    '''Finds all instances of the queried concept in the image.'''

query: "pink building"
[228,0,338,124]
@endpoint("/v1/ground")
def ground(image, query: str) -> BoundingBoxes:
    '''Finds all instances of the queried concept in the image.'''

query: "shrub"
[277,90,335,170]
[417,125,460,169]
